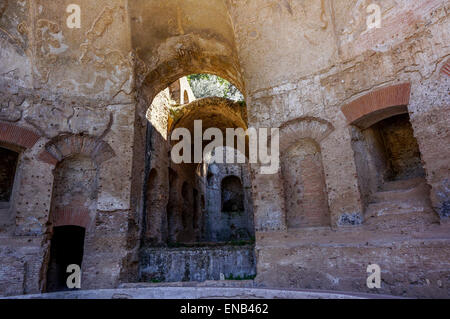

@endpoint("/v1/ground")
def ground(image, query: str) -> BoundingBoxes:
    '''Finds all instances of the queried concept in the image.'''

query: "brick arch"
[441,58,450,76]
[38,134,115,166]
[278,117,334,153]
[52,207,90,229]
[341,83,411,129]
[0,122,41,149]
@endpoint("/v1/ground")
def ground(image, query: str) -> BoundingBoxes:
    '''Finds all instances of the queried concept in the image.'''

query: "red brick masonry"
[441,59,450,76]
[52,206,90,228]
[0,122,41,149]
[341,83,411,125]
[38,134,115,166]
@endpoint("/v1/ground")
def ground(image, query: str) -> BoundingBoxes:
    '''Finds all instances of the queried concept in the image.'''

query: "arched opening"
[351,112,435,222]
[370,113,425,181]
[46,225,85,292]
[139,68,255,282]
[207,170,214,186]
[146,72,248,245]
[133,4,251,279]
[0,147,19,206]
[281,139,330,228]
[0,146,19,229]
[221,176,245,213]
[45,155,97,291]
[202,147,254,242]
[219,175,250,241]
[187,74,244,101]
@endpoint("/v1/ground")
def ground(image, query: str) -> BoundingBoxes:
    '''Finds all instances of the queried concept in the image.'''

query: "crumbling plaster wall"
[130,0,245,100]
[229,0,449,229]
[140,245,256,283]
[0,0,137,295]
[228,0,450,297]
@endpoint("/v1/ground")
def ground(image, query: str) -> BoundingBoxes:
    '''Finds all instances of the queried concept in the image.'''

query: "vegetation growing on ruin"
[187,74,244,102]
[225,274,256,281]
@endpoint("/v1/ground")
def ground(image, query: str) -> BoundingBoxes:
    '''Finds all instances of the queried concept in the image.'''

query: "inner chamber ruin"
[140,78,255,282]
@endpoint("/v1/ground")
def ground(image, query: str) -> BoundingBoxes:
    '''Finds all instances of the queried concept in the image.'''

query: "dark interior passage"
[0,147,19,204]
[374,113,425,181]
[46,226,85,292]
[221,176,245,213]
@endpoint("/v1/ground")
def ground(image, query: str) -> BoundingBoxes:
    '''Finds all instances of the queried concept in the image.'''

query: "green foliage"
[187,74,244,101]
[167,105,184,122]
[237,100,246,108]
[150,278,162,283]
[225,274,256,281]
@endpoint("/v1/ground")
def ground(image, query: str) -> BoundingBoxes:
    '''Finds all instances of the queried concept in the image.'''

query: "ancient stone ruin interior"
[0,0,449,299]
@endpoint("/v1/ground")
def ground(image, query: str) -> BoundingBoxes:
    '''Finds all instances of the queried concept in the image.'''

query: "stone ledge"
[3,287,403,299]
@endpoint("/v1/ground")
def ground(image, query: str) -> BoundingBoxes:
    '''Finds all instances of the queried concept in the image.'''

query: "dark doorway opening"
[46,225,85,292]
[373,113,425,181]
[0,147,19,205]
[221,176,244,213]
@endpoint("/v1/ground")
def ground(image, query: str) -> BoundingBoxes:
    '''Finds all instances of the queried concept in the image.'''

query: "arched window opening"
[221,176,245,213]
[207,171,214,186]
[187,74,244,102]
[141,69,254,282]
[350,112,432,221]
[0,147,19,208]
[46,225,85,292]
[212,175,251,241]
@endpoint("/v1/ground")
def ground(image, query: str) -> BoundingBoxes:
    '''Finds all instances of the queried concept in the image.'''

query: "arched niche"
[281,139,330,228]
[278,117,334,229]
[46,154,98,292]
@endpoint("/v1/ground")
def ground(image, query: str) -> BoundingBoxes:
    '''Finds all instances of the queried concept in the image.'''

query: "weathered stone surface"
[140,246,255,283]
[7,286,397,299]
[0,0,449,299]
